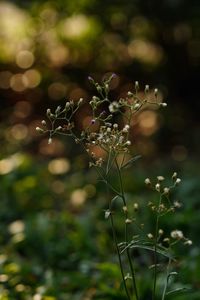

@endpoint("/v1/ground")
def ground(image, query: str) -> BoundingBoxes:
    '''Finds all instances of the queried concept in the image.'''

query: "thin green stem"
[161,257,172,300]
[152,195,162,300]
[115,158,139,300]
[110,212,132,300]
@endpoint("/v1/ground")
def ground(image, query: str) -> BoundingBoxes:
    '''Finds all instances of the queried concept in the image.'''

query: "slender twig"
[115,158,139,300]
[152,195,162,300]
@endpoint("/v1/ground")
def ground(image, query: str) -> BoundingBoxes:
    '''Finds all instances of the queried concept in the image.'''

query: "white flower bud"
[36,127,44,133]
[41,120,46,126]
[171,230,184,239]
[126,141,131,146]
[184,240,192,246]
[157,176,165,182]
[134,103,140,109]
[46,108,51,116]
[125,218,132,224]
[155,183,160,192]
[48,138,52,145]
[78,98,83,105]
[154,88,158,97]
[122,206,128,213]
[147,233,153,239]
[135,81,139,90]
[163,187,170,195]
[145,178,151,185]
[172,172,177,180]
[175,178,181,185]
[160,103,167,107]
[145,85,149,93]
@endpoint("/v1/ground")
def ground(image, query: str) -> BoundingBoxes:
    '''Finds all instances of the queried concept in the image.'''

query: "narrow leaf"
[166,287,190,296]
[121,155,142,169]
[130,244,175,260]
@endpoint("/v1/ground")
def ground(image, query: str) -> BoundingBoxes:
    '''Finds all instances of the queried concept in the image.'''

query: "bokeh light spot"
[70,189,87,206]
[48,158,70,174]
[138,110,159,136]
[16,50,34,69]
[10,74,27,92]
[10,123,28,140]
[23,69,41,88]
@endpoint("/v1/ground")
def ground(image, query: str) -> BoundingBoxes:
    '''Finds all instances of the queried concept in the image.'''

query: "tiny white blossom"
[160,103,167,107]
[109,101,119,113]
[163,187,170,195]
[48,138,52,145]
[147,233,153,239]
[184,240,192,246]
[157,176,165,182]
[175,178,181,185]
[171,230,184,240]
[145,178,151,185]
[155,183,160,192]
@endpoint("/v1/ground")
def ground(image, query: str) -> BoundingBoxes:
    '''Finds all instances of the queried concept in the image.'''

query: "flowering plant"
[37,74,191,299]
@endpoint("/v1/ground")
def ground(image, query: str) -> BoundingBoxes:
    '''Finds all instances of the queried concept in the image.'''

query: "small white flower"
[175,178,181,185]
[125,218,132,224]
[125,140,131,146]
[171,230,184,240]
[145,178,151,185]
[172,172,177,180]
[41,120,46,126]
[157,176,165,182]
[147,233,153,239]
[36,126,43,133]
[163,187,170,195]
[134,103,140,109]
[160,103,167,107]
[122,124,130,133]
[184,240,192,246]
[48,138,52,145]
[155,183,160,192]
[109,101,119,113]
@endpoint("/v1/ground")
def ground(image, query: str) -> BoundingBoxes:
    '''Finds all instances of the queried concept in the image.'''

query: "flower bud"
[36,127,44,133]
[154,88,158,97]
[145,178,151,185]
[145,85,149,93]
[157,176,165,182]
[125,218,132,224]
[175,178,181,185]
[122,206,128,213]
[155,183,160,192]
[172,172,177,180]
[135,81,139,91]
[41,120,46,126]
[46,108,51,116]
[48,138,52,144]
[160,102,167,107]
[147,233,153,239]
[163,187,170,195]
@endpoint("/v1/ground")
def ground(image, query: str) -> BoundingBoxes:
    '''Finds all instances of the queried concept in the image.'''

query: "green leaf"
[129,243,175,260]
[121,155,142,169]
[166,287,191,296]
